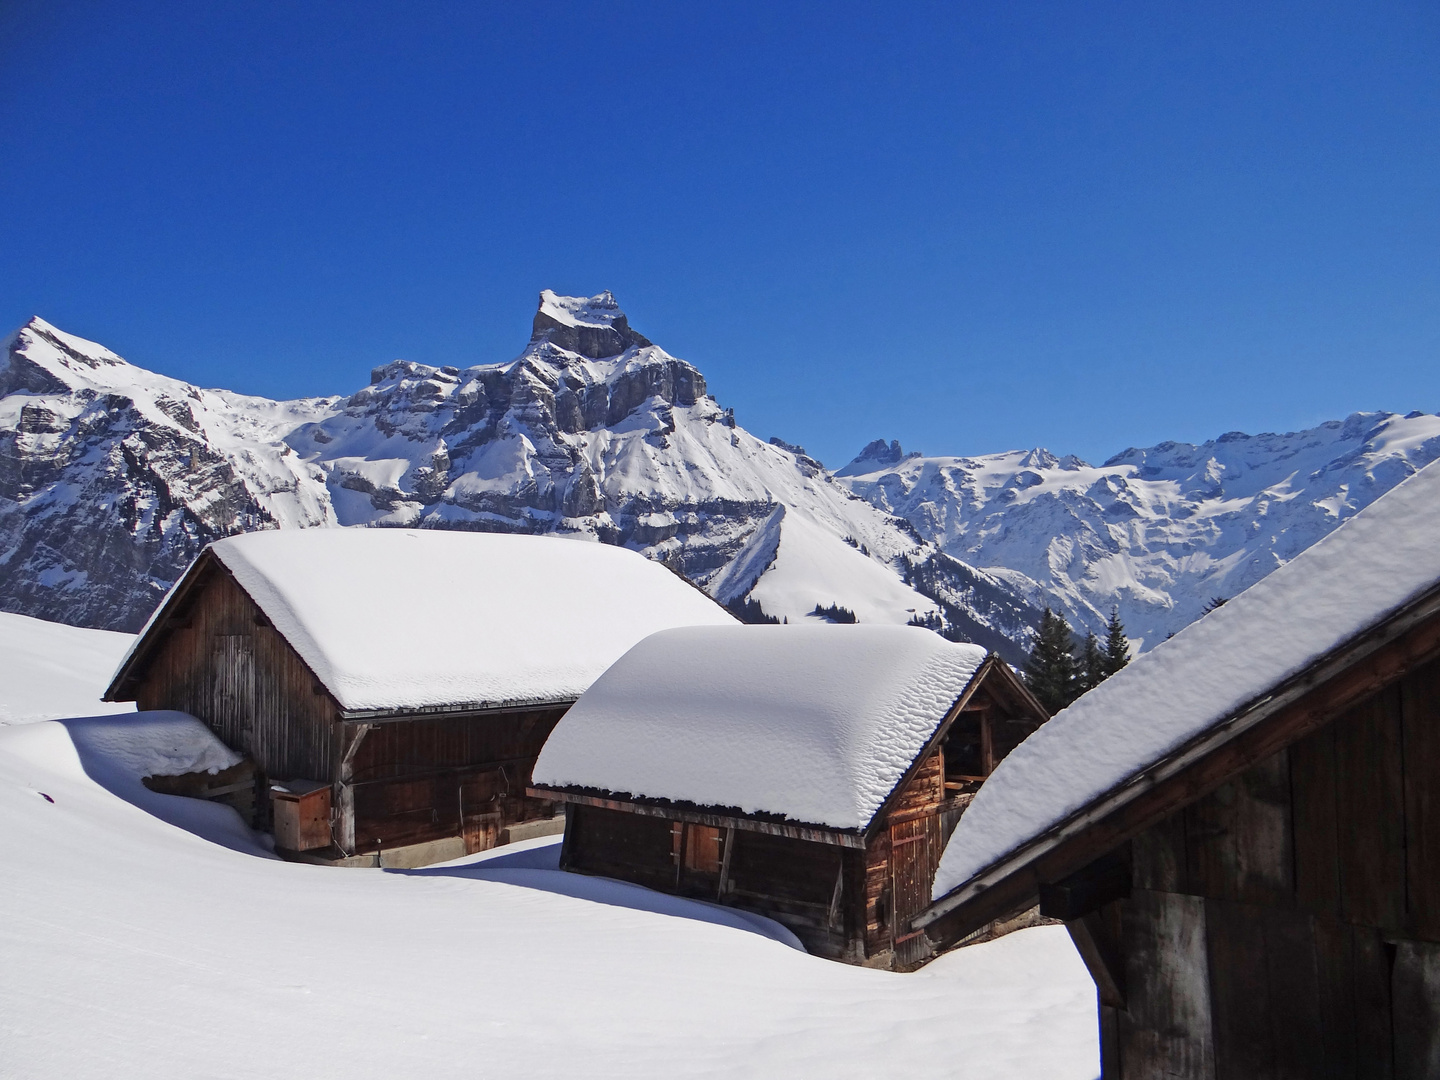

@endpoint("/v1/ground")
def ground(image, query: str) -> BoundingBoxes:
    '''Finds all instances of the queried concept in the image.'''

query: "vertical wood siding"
[134,565,338,782]
[346,707,565,854]
[1110,654,1440,1078]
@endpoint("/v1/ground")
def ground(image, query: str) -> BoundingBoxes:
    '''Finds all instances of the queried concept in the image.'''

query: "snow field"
[0,713,1098,1079]
[0,611,135,725]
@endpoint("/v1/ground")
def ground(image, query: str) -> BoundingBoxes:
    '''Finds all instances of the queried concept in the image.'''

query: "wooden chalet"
[528,624,1048,968]
[916,460,1440,1078]
[104,529,736,866]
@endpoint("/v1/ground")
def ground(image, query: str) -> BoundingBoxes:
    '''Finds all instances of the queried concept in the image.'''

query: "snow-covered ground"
[0,622,1098,1078]
[0,611,135,725]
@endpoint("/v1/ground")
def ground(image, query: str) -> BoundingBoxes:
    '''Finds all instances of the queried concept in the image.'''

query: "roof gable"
[932,457,1440,903]
[533,624,988,831]
[110,529,736,713]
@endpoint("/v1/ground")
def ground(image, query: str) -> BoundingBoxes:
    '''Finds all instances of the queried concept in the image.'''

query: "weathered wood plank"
[1304,914,1359,1079]
[1118,889,1215,1080]
[1290,721,1342,917]
[1401,658,1440,942]
[1352,925,1395,1080]
[1334,688,1407,933]
[1204,897,1274,1079]
[1131,814,1188,895]
[1184,750,1293,907]
[1392,939,1440,1080]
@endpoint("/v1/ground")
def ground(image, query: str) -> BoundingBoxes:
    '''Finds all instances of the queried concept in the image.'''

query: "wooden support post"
[716,826,734,900]
[1065,910,1126,1008]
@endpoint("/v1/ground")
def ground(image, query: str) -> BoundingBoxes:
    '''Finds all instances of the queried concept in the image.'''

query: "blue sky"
[2,1,1436,467]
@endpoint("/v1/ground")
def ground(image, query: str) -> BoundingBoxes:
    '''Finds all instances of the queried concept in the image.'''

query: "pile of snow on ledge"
[67,711,244,781]
[121,530,737,713]
[535,624,986,830]
[933,457,1440,900]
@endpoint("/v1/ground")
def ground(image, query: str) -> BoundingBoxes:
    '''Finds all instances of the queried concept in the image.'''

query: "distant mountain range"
[3,292,1437,664]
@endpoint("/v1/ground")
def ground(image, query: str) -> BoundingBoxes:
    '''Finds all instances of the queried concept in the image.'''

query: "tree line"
[1023,606,1130,714]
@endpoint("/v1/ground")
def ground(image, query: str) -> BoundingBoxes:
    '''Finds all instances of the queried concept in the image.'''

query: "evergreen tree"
[1079,631,1105,692]
[1023,607,1079,713]
[1102,606,1131,677]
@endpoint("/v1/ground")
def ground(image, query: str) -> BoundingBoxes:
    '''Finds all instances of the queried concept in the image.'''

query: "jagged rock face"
[0,320,336,629]
[530,289,653,359]
[0,296,945,638]
[837,411,1440,648]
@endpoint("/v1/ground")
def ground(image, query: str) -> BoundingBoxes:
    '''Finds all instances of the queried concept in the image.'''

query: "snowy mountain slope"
[0,712,1097,1079]
[7,294,1437,658]
[0,611,135,725]
[837,411,1440,648]
[0,317,336,628]
[0,296,948,634]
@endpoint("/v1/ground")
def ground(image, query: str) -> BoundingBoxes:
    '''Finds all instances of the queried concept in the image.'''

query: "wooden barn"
[528,624,1048,968]
[916,459,1440,1078]
[104,529,736,866]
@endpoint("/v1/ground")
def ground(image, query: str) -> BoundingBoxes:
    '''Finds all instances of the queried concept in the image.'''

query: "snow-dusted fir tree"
[1102,606,1130,677]
[1023,608,1079,713]
[1079,631,1105,693]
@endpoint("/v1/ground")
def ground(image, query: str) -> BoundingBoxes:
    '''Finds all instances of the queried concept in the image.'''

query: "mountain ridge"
[2,296,1435,665]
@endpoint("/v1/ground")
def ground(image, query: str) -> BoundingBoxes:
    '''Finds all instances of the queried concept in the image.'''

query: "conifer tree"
[1079,631,1105,693]
[1102,606,1131,677]
[1023,607,1079,714]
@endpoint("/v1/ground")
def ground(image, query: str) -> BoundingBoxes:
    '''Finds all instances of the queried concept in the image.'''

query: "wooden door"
[890,817,936,968]
[211,634,255,751]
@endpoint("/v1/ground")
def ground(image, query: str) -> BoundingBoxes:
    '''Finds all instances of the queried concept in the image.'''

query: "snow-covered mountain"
[2,295,992,642]
[836,413,1440,649]
[4,292,1436,661]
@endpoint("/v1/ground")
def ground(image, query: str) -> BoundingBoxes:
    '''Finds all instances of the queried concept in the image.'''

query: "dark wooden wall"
[134,564,339,783]
[563,803,864,959]
[346,708,565,854]
[1104,656,1440,1079]
[129,560,564,856]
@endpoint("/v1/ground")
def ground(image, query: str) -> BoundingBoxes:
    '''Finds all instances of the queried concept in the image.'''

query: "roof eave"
[913,578,1440,942]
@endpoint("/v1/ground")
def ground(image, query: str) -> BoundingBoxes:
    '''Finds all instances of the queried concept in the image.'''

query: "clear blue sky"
[2,1,1436,467]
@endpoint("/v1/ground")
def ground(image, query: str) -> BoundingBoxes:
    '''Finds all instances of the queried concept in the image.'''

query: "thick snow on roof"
[933,458,1440,900]
[133,529,736,713]
[534,625,987,830]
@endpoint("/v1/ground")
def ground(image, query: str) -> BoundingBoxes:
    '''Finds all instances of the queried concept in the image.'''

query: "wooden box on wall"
[271,782,332,852]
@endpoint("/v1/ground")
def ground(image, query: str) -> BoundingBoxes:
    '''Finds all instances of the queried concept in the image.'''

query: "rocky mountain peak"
[530,289,653,360]
[836,438,920,477]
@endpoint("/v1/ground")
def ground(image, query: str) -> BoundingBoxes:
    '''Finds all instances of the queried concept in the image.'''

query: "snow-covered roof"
[932,457,1440,900]
[533,625,988,831]
[119,529,736,714]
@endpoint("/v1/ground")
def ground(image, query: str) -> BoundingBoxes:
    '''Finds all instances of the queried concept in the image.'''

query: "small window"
[944,711,987,779]
[671,822,724,875]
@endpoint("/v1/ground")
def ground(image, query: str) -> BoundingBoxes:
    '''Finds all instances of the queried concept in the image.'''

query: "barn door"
[890,818,936,968]
[211,634,256,751]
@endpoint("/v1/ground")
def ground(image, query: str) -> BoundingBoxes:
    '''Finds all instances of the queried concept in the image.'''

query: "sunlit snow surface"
[0,711,1098,1079]
[0,611,135,725]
